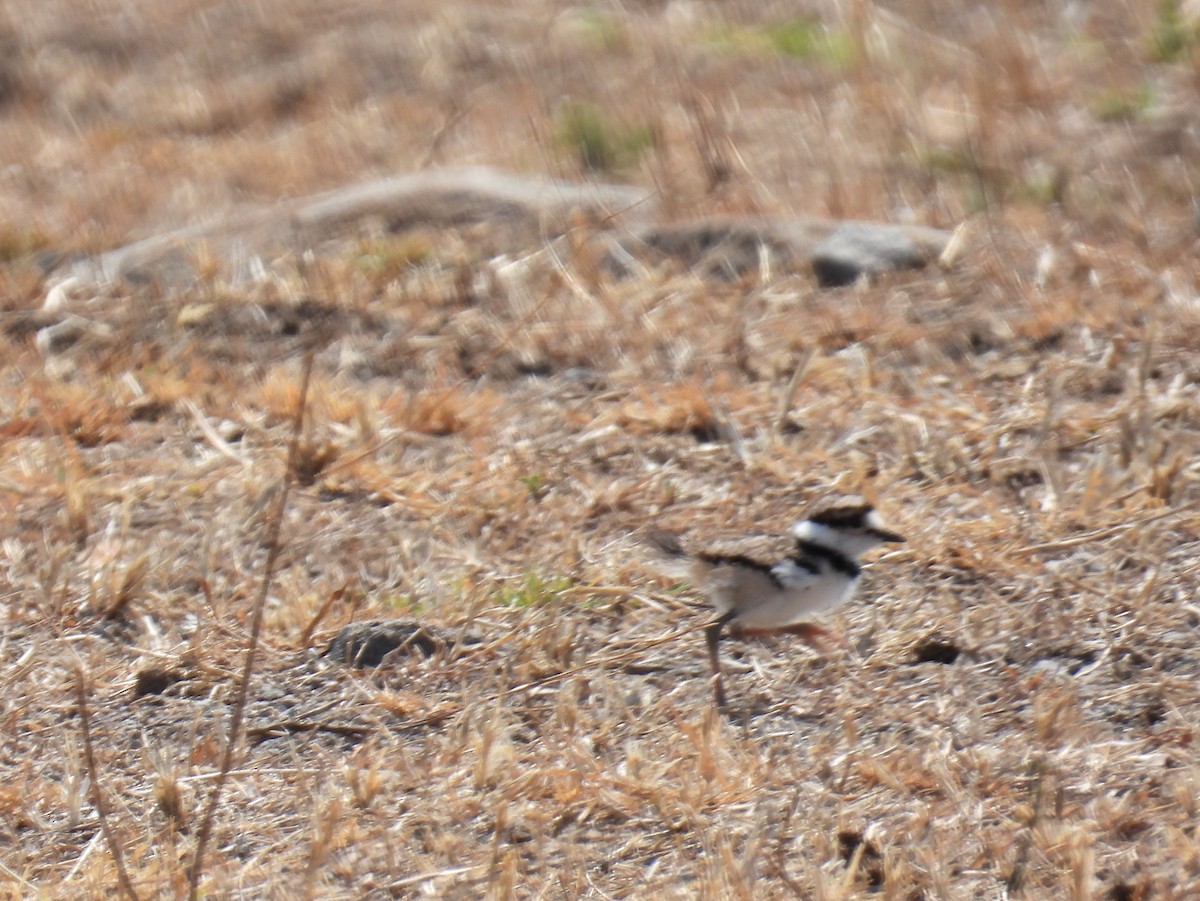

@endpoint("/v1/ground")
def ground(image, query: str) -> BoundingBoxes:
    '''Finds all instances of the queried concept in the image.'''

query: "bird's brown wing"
[692,533,795,566]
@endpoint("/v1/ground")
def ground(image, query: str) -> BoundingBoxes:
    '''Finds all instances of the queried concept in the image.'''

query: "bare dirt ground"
[3,1,1200,898]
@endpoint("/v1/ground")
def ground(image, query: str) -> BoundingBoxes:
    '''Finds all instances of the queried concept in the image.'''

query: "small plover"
[651,499,905,710]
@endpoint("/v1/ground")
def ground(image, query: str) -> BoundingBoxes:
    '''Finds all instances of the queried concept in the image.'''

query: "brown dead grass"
[3,0,1200,899]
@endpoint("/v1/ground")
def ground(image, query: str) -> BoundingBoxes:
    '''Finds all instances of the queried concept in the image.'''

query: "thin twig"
[0,856,37,891]
[388,864,481,890]
[1009,505,1193,559]
[74,663,143,901]
[774,347,815,437]
[1004,754,1047,897]
[187,349,316,900]
[63,829,101,882]
[298,583,349,649]
[245,720,374,743]
[182,398,249,466]
[773,787,806,897]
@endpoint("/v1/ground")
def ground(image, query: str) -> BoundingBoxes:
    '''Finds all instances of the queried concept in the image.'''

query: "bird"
[649,498,905,710]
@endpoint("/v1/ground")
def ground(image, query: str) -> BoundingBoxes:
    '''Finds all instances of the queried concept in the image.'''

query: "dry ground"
[3,1,1200,898]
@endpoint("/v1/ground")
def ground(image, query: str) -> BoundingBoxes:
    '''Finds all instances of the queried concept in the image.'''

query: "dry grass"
[3,0,1200,898]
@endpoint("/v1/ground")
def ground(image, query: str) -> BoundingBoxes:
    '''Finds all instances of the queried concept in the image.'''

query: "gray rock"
[811,221,949,287]
[60,166,657,292]
[35,314,113,355]
[615,216,951,284]
[47,166,954,298]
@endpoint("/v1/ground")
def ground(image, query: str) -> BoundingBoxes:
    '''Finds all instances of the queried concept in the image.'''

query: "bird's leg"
[706,612,736,711]
[705,621,726,711]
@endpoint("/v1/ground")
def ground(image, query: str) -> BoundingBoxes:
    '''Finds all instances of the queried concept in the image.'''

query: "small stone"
[133,666,187,697]
[811,221,940,287]
[325,620,480,668]
[911,636,961,665]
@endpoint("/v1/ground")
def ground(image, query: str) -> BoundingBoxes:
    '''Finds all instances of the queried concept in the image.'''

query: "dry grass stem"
[72,664,142,901]
[187,350,316,898]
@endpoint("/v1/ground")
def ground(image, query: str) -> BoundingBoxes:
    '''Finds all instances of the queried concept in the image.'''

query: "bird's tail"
[644,529,687,558]
[643,529,696,582]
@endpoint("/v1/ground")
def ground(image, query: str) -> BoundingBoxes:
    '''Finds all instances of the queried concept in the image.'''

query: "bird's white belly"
[733,571,857,628]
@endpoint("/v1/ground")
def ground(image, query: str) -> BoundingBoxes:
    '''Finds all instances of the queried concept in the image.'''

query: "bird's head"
[790,499,905,557]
